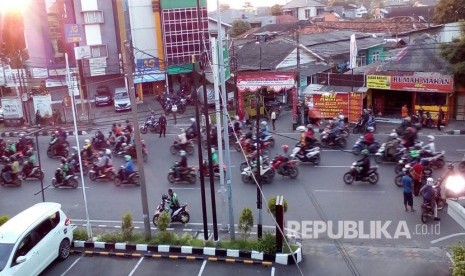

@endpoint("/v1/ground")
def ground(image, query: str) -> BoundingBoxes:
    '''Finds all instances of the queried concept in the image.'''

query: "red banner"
[305,93,363,122]
[390,75,453,93]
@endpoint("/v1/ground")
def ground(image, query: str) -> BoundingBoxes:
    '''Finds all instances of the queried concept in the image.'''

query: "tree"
[219,3,230,11]
[231,20,251,37]
[433,0,465,24]
[440,26,465,84]
[269,4,283,16]
[238,207,254,238]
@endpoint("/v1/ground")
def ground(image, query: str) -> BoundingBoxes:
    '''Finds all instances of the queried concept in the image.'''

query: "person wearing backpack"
[420,177,440,221]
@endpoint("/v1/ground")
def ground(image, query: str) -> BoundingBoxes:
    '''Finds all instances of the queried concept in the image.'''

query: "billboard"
[367,75,454,93]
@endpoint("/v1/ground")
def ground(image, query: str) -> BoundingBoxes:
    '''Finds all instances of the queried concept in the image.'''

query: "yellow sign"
[367,75,391,89]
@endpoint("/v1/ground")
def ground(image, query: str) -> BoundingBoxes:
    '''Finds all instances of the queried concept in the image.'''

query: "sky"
[207,0,289,11]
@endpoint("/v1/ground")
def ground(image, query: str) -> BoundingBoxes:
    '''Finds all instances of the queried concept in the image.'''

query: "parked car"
[0,202,75,276]
[114,87,131,112]
[94,86,112,106]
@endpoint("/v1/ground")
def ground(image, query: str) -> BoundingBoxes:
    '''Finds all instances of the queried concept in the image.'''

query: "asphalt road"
[2,113,465,275]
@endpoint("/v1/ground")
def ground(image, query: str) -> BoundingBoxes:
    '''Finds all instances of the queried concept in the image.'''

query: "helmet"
[282,145,289,151]
[426,177,434,186]
[162,194,168,200]
[179,150,186,156]
[405,117,411,122]
[389,132,398,139]
[235,115,239,120]
[410,150,419,158]
[338,114,344,120]
[329,120,334,126]
[72,146,78,152]
[124,155,131,161]
[180,128,185,133]
[448,163,454,170]
[105,149,111,155]
[190,118,195,123]
[296,126,306,132]
[367,127,374,132]
[61,157,67,164]
[18,133,25,139]
[151,111,155,115]
[427,135,435,142]
[84,139,90,144]
[261,121,267,126]
[168,188,173,194]
[54,131,59,135]
[405,164,411,170]
[211,148,216,153]
[361,149,369,156]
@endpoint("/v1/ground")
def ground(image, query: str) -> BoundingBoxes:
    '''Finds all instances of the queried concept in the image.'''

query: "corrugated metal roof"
[283,0,325,9]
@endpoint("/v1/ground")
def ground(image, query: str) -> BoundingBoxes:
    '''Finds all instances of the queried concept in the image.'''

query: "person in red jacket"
[411,159,423,196]
[363,127,375,145]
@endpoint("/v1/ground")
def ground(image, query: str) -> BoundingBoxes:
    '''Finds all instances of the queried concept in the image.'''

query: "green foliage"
[99,232,123,243]
[157,211,171,232]
[269,4,283,16]
[121,213,134,241]
[73,228,89,241]
[219,3,230,11]
[451,244,465,275]
[0,216,9,226]
[440,25,465,84]
[204,240,215,247]
[433,0,465,24]
[231,20,252,38]
[238,208,254,237]
[257,232,277,254]
[267,197,288,218]
[220,239,260,251]
[157,231,177,244]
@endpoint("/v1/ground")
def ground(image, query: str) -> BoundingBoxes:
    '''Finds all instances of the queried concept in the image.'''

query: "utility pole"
[124,41,151,240]
[256,87,262,240]
[296,30,304,125]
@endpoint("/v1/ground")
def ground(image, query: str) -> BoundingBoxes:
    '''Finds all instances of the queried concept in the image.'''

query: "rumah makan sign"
[367,75,454,93]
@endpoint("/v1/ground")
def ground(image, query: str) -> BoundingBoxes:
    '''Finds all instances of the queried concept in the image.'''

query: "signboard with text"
[64,24,82,43]
[304,92,363,123]
[237,72,295,92]
[367,75,453,93]
[367,75,390,89]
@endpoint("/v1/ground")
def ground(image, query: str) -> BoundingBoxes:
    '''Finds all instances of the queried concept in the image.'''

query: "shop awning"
[302,84,368,94]
[133,70,166,84]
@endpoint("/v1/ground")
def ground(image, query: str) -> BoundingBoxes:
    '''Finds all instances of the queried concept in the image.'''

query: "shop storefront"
[236,72,296,121]
[367,74,454,123]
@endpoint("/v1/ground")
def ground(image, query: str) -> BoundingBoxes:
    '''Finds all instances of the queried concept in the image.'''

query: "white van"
[0,202,75,276]
[114,87,131,111]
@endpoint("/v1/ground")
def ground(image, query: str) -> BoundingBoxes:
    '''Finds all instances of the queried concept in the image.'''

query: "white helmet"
[338,114,344,120]
[179,150,186,156]
[296,126,306,132]
[235,116,239,120]
[84,139,90,144]
[367,127,374,132]
[427,135,435,142]
[180,128,185,133]
[211,148,216,153]
[190,118,195,123]
[426,177,434,186]
[261,121,267,126]
[105,149,111,155]
[389,132,398,139]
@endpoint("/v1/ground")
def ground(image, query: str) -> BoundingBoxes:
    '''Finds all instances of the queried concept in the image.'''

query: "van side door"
[10,231,41,276]
[35,212,62,266]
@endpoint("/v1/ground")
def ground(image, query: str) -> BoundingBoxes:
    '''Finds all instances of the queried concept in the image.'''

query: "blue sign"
[136,58,160,71]
[64,24,82,43]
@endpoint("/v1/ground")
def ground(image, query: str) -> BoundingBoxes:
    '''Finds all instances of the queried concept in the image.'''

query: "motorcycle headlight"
[398,160,403,164]
[445,175,465,194]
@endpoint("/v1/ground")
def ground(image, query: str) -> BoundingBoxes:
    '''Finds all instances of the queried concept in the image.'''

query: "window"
[372,50,380,63]
[83,11,104,24]
[305,9,311,19]
[359,53,366,66]
[0,243,14,271]
[90,45,108,58]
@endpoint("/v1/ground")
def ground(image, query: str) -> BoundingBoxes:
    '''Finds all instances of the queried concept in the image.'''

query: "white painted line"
[321,149,343,152]
[446,252,453,263]
[198,260,207,276]
[128,257,144,276]
[457,149,465,152]
[277,132,298,135]
[430,233,465,244]
[314,165,350,168]
[271,267,275,276]
[314,189,386,194]
[60,256,82,276]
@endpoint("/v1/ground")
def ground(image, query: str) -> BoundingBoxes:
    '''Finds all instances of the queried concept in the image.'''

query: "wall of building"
[367,45,385,64]
[297,7,317,20]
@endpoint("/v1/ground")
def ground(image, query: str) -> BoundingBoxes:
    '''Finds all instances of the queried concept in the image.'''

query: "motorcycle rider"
[5,140,16,157]
[233,116,242,133]
[82,139,94,160]
[16,133,29,153]
[276,145,290,173]
[355,149,371,177]
[177,128,188,151]
[1,158,13,183]
[337,113,345,128]
[402,127,417,149]
[21,153,37,178]
[168,188,180,216]
[363,126,375,146]
[149,111,157,124]
[96,149,112,177]
[115,123,123,137]
[124,120,133,134]
[385,132,400,158]
[94,129,105,147]
[243,131,255,153]
[327,120,341,145]
[174,150,188,181]
[60,157,72,182]
[211,148,219,166]
[422,135,436,156]
[420,177,440,221]
[123,155,134,180]
[186,118,197,139]
[115,132,127,153]
[259,121,270,140]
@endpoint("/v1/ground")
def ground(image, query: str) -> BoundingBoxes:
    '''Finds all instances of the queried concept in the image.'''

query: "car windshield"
[115,92,128,99]
[96,90,109,96]
[0,243,14,271]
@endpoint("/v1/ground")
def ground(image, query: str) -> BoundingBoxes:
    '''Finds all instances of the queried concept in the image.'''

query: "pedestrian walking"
[437,105,445,131]
[401,104,408,119]
[35,109,41,125]
[271,110,276,131]
[402,168,415,212]
[159,114,167,137]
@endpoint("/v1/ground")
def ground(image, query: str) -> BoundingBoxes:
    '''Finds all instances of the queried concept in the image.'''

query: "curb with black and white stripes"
[72,241,303,265]
[0,130,89,137]
[447,129,465,135]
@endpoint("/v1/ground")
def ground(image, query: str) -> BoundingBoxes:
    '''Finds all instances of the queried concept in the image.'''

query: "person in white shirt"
[271,110,277,131]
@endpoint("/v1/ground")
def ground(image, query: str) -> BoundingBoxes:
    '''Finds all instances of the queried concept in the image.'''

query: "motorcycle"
[47,144,69,159]
[394,161,433,188]
[140,119,160,134]
[20,165,44,181]
[167,162,196,184]
[290,144,321,165]
[197,160,225,179]
[241,164,274,184]
[68,157,89,175]
[422,151,445,169]
[116,144,148,162]
[320,129,347,149]
[375,142,405,163]
[89,164,116,181]
[421,185,446,223]
[353,116,376,134]
[0,172,21,186]
[352,136,380,155]
[152,200,190,226]
[234,138,270,156]
[259,134,275,148]
[343,163,379,185]
[92,136,109,151]
[52,169,78,188]
[170,140,195,156]
[114,166,140,186]
[239,154,270,171]
[270,156,299,179]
